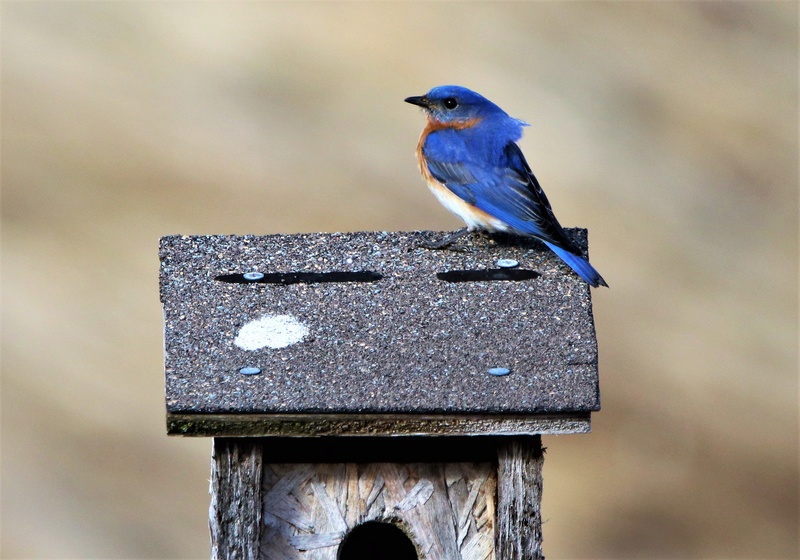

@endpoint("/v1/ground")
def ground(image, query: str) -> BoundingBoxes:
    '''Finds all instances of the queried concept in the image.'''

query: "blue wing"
[423,134,607,287]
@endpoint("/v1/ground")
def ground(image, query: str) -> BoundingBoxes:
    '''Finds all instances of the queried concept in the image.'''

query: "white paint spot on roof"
[234,314,309,351]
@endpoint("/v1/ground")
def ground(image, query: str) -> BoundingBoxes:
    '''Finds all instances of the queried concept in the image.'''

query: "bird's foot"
[419,227,471,250]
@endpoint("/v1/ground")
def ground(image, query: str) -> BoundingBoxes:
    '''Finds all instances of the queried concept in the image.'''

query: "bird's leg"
[419,227,471,250]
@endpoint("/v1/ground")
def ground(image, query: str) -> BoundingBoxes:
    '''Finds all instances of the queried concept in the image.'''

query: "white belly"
[427,180,510,232]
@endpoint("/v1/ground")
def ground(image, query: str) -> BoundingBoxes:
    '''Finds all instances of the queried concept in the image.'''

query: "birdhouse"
[160,230,601,560]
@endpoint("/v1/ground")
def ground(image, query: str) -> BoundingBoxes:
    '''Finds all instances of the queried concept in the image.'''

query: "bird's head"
[405,85,520,127]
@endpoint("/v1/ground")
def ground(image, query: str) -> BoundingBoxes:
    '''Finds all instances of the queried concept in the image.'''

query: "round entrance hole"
[338,521,417,560]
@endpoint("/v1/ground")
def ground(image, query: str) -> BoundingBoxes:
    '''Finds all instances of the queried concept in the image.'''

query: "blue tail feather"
[544,242,608,288]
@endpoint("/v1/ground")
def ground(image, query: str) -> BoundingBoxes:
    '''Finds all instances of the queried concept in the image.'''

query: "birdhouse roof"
[160,231,600,436]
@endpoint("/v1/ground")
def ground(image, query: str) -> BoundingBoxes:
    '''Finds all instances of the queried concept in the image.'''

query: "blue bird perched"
[405,85,607,288]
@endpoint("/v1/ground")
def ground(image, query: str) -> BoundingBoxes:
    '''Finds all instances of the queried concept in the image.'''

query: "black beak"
[404,95,430,108]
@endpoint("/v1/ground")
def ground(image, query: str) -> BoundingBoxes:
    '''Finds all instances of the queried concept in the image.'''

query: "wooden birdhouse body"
[161,231,600,559]
[260,461,494,560]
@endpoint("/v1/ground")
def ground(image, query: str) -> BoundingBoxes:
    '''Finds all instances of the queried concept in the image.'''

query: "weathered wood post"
[160,230,600,560]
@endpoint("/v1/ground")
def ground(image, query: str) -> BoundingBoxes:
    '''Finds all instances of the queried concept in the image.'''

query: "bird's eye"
[443,97,458,110]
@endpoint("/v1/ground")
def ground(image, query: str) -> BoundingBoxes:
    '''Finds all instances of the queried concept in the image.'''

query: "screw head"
[487,367,511,376]
[243,272,265,281]
[239,366,262,375]
[496,259,519,269]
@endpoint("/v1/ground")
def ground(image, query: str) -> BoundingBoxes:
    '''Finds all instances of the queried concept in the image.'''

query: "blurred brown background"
[2,1,797,558]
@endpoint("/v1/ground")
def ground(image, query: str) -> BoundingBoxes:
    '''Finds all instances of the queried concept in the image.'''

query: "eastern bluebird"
[405,85,607,288]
